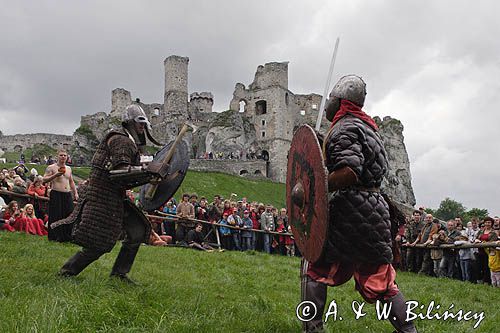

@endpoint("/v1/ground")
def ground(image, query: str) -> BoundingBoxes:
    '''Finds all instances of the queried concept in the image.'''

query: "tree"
[434,197,466,221]
[463,208,489,222]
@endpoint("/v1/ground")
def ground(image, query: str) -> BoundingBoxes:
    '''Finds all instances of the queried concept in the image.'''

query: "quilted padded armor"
[71,129,150,252]
[322,115,393,265]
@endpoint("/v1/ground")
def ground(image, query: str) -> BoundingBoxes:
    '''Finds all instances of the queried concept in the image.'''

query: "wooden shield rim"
[286,124,328,263]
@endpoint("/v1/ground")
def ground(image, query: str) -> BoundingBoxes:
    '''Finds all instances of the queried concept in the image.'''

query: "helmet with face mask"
[325,75,367,121]
[122,104,162,150]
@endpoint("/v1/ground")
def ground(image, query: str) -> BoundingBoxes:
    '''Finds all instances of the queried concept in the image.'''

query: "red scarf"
[331,99,378,131]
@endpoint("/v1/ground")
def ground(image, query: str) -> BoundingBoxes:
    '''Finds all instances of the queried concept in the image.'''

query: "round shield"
[286,125,328,263]
[140,140,190,212]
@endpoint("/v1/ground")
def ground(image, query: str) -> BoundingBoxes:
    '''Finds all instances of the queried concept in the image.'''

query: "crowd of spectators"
[0,166,50,224]
[197,151,266,161]
[396,209,500,287]
[146,193,297,256]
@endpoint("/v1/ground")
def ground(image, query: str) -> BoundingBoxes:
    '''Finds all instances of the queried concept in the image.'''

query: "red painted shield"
[286,125,328,263]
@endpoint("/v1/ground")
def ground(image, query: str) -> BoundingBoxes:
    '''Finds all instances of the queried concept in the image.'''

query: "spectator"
[149,229,172,246]
[430,231,446,276]
[408,213,439,276]
[405,210,424,273]
[240,210,253,251]
[275,216,287,255]
[190,193,200,215]
[475,217,497,284]
[43,149,78,242]
[466,218,481,283]
[249,205,260,250]
[0,202,15,232]
[27,176,48,220]
[20,203,47,236]
[187,223,215,251]
[454,235,474,282]
[488,241,500,287]
[208,195,223,223]
[228,208,242,251]
[176,193,195,245]
[218,212,232,250]
[260,204,275,254]
[284,226,295,257]
[439,220,461,278]
[28,168,39,184]
[5,201,33,234]
[222,200,233,217]
[14,164,28,181]
[11,177,28,207]
[162,200,177,242]
[0,172,11,191]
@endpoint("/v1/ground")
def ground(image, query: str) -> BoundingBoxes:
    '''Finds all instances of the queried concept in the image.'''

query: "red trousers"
[307,260,399,303]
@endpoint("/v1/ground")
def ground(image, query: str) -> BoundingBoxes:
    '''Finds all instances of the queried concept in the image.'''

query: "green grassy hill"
[0,233,498,332]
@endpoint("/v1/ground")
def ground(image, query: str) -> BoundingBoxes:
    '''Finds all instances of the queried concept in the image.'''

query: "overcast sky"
[1,0,499,215]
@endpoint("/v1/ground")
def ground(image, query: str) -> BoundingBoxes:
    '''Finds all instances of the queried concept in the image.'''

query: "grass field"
[0,232,498,333]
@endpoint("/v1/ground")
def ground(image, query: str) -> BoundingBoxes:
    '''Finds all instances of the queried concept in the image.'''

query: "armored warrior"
[300,75,417,332]
[55,104,169,283]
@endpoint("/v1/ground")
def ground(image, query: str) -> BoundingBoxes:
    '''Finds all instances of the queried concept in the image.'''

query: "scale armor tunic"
[70,129,151,252]
[322,115,393,265]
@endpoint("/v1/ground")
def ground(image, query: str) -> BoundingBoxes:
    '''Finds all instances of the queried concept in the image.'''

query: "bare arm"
[42,166,63,184]
[68,168,78,200]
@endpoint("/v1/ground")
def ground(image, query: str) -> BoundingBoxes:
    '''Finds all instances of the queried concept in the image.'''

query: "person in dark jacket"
[55,104,165,283]
[301,75,417,333]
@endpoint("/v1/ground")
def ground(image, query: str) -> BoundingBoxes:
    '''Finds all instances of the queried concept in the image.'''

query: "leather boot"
[301,260,327,333]
[59,247,104,276]
[385,292,418,333]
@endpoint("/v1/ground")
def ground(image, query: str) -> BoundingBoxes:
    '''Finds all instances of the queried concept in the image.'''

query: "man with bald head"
[409,213,439,276]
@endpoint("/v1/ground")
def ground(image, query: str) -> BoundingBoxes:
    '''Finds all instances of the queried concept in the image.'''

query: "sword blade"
[315,37,340,132]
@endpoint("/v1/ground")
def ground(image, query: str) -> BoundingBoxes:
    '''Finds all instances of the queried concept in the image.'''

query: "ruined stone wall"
[164,55,189,118]
[249,62,288,90]
[293,94,328,130]
[189,92,214,120]
[111,88,132,118]
[188,159,267,179]
[267,138,291,182]
[0,133,73,152]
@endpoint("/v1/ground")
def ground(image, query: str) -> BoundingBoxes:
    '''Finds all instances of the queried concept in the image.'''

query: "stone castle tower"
[229,62,327,182]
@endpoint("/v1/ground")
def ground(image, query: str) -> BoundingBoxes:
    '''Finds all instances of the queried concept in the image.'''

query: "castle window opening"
[285,93,289,106]
[153,108,160,116]
[239,170,248,176]
[261,131,266,138]
[261,120,266,126]
[261,150,269,161]
[255,100,267,115]
[312,104,318,110]
[300,110,306,116]
[254,170,262,175]
[239,100,246,113]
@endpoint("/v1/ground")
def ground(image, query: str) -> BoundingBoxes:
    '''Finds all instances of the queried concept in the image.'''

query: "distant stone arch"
[255,100,267,115]
[238,100,247,113]
[261,150,269,161]
[239,169,248,176]
[13,145,23,152]
[254,170,263,175]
